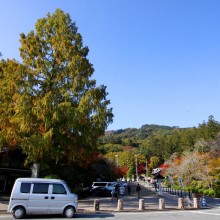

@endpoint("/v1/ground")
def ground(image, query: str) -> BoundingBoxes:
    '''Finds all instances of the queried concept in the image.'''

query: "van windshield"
[62,181,72,193]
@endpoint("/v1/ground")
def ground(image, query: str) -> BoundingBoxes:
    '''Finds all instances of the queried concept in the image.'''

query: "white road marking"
[0,215,11,218]
[98,210,220,216]
[191,211,220,216]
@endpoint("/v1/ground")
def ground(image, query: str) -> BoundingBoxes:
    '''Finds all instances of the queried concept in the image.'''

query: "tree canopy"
[0,9,113,166]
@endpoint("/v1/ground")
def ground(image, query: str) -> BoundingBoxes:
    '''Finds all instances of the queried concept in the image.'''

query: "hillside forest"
[99,115,220,197]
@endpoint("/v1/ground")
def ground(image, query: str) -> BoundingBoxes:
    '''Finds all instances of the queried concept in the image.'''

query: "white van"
[8,178,78,219]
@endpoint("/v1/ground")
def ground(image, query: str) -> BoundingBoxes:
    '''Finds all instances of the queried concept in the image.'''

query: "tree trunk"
[31,163,40,178]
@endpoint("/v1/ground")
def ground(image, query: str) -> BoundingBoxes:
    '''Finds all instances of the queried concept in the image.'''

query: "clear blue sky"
[1,0,220,130]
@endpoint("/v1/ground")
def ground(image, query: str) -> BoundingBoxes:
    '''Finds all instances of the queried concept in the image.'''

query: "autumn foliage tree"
[0,9,113,171]
[0,60,27,149]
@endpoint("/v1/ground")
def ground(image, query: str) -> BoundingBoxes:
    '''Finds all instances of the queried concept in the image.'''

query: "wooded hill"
[102,124,178,143]
[98,116,220,197]
[99,116,220,159]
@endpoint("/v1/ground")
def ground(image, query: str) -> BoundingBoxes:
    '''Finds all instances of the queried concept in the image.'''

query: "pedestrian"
[127,184,131,195]
[115,184,120,201]
[151,179,157,191]
[136,183,141,199]
[111,188,116,201]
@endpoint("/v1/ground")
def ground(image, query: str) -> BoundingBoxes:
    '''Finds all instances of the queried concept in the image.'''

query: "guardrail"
[162,187,192,198]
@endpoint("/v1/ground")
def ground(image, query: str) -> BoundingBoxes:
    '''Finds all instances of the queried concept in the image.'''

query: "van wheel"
[63,206,75,218]
[13,206,26,219]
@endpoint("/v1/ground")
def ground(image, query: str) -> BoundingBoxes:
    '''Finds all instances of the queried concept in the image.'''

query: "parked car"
[91,186,112,197]
[114,181,128,187]
[91,182,115,191]
[8,178,78,219]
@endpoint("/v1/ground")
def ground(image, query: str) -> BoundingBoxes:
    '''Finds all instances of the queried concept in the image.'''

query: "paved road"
[78,183,175,212]
[1,181,220,219]
[1,208,220,220]
[78,182,220,212]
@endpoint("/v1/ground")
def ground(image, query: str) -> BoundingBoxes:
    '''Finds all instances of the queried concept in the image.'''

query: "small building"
[0,148,31,195]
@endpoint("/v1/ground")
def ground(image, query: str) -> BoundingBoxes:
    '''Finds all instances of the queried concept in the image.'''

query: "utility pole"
[146,159,148,178]
[146,159,149,187]
[115,155,119,167]
[135,155,138,181]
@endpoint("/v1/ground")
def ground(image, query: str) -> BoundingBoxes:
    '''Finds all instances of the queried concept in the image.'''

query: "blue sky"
[1,0,220,130]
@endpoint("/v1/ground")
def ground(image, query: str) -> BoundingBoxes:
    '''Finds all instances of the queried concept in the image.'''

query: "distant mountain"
[101,124,179,144]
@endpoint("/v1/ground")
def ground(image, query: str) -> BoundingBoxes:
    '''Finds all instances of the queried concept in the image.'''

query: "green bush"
[183,186,192,191]
[203,189,209,195]
[208,189,215,197]
[190,180,198,188]
[198,189,204,194]
[195,181,203,190]
[192,188,198,193]
[214,189,220,198]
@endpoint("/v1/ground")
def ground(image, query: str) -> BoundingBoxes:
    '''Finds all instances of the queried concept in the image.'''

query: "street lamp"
[146,159,148,179]
[134,155,138,181]
[115,155,119,167]
[145,159,149,187]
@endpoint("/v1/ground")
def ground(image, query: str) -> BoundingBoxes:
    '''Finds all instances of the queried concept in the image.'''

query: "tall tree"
[0,60,27,149]
[198,115,220,141]
[10,9,113,166]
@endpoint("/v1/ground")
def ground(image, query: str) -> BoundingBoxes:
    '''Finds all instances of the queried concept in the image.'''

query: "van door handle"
[51,196,55,199]
[44,196,48,199]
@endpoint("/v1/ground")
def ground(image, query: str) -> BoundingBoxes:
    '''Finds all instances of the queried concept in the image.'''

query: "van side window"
[20,183,31,193]
[32,183,49,194]
[52,184,66,194]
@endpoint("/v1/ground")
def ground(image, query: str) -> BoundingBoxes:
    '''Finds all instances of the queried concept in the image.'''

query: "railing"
[162,187,192,198]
